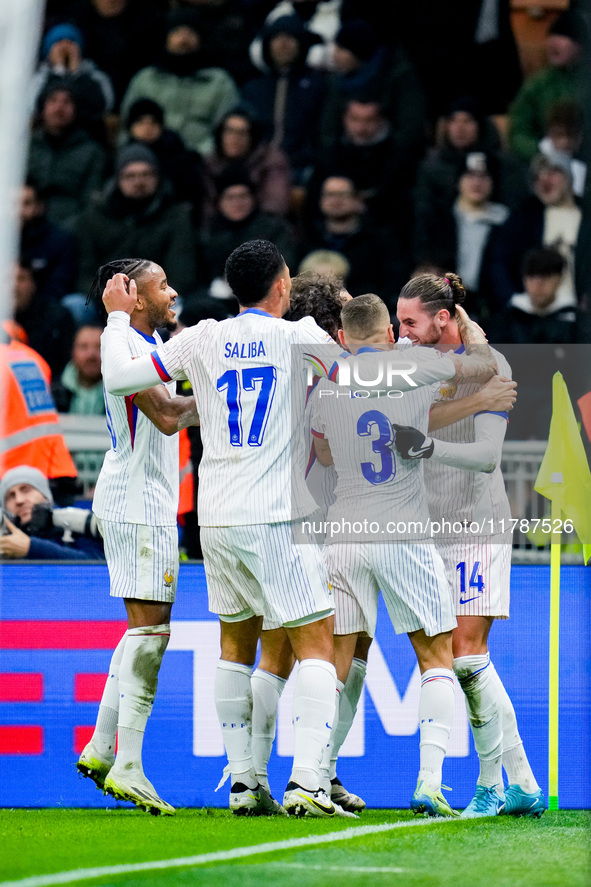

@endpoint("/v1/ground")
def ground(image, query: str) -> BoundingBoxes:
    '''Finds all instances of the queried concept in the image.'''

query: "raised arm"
[428,376,516,432]
[100,274,162,394]
[101,312,162,395]
[394,412,507,474]
[447,306,497,385]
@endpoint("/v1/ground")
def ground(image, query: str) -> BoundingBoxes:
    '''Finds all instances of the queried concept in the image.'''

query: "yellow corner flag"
[533,372,591,812]
[534,372,591,561]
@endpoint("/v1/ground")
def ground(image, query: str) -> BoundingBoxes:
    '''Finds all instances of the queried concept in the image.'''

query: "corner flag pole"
[548,477,563,811]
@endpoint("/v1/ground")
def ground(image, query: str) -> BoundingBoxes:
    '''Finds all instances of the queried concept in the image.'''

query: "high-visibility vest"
[178,426,194,517]
[0,339,77,478]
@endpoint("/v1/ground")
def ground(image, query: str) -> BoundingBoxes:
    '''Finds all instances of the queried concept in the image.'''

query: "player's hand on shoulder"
[391,424,434,460]
[478,375,517,412]
[455,305,488,345]
[102,273,137,316]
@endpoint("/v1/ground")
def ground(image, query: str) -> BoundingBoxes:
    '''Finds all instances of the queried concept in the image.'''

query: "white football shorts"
[96,518,179,603]
[436,538,511,618]
[201,521,333,627]
[325,541,456,637]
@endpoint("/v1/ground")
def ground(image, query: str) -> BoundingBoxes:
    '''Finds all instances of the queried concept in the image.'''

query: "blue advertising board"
[0,563,589,808]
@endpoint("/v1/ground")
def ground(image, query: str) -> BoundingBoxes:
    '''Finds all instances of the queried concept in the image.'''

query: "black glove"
[392,424,434,460]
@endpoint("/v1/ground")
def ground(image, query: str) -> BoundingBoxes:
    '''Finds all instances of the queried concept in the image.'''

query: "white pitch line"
[265,864,407,873]
[0,818,453,887]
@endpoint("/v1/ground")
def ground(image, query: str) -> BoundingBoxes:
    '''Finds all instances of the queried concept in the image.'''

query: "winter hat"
[461,151,497,180]
[126,99,165,129]
[530,150,573,181]
[115,143,160,176]
[447,95,485,127]
[166,8,204,36]
[215,165,256,196]
[335,19,379,62]
[0,466,53,509]
[262,14,324,52]
[41,23,84,58]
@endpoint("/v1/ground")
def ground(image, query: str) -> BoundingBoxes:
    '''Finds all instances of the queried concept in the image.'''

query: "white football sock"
[115,624,170,772]
[454,653,503,790]
[417,668,455,791]
[319,680,343,793]
[329,657,367,780]
[290,658,336,791]
[251,668,287,792]
[91,629,127,758]
[215,659,257,789]
[489,661,540,792]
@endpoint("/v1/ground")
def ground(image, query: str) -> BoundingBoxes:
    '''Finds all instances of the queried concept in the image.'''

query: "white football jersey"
[311,347,448,539]
[148,309,333,526]
[93,327,179,526]
[424,345,512,527]
[303,379,337,523]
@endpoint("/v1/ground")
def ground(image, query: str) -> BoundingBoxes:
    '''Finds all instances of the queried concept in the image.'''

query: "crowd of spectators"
[16,0,589,347]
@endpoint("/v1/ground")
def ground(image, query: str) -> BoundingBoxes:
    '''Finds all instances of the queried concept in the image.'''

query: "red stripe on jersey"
[125,396,137,449]
[151,351,172,381]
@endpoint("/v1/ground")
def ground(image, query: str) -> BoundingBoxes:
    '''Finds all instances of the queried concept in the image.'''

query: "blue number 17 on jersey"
[217,366,277,447]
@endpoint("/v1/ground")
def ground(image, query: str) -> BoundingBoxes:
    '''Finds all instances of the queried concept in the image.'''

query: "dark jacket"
[120,131,209,226]
[482,197,546,308]
[20,215,78,303]
[197,209,298,288]
[14,504,105,560]
[305,128,416,238]
[319,43,428,160]
[26,125,107,224]
[71,179,198,295]
[241,16,328,179]
[299,217,408,306]
[15,298,76,378]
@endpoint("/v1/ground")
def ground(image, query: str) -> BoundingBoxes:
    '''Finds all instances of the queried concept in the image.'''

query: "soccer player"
[250,273,366,814]
[76,258,199,816]
[310,293,468,816]
[99,240,341,818]
[396,272,546,818]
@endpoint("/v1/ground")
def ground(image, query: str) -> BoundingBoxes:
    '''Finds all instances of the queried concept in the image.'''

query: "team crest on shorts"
[164,570,174,588]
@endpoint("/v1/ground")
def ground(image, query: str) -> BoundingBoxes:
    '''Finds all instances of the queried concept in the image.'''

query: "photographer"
[0,466,104,560]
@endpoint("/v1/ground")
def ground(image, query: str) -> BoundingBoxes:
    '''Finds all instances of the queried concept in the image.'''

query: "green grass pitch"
[0,808,589,887]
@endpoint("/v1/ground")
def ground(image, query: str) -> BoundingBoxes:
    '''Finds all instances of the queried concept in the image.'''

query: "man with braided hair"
[76,258,199,816]
[396,272,545,818]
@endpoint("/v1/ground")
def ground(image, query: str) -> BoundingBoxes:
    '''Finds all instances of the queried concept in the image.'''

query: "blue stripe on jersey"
[356,346,382,354]
[237,308,273,317]
[475,410,509,420]
[454,344,466,354]
[305,375,320,406]
[151,351,172,381]
[133,329,157,344]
